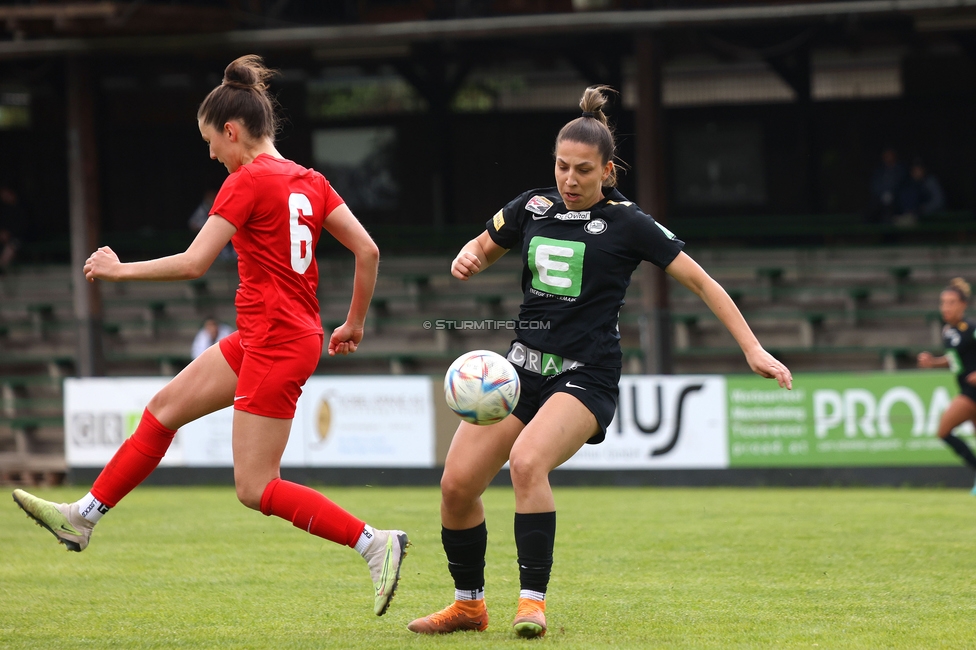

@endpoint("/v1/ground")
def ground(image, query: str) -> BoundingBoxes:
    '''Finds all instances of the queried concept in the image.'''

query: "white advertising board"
[65,376,436,468]
[292,376,435,467]
[559,375,728,469]
[65,378,185,468]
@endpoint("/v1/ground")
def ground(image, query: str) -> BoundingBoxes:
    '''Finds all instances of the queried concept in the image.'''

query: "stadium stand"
[3,244,972,481]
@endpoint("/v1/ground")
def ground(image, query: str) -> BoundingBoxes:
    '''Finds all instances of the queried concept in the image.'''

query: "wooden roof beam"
[0,2,117,22]
[1,0,976,59]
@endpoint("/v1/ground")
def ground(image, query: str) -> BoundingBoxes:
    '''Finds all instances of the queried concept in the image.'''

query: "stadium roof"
[1,0,975,59]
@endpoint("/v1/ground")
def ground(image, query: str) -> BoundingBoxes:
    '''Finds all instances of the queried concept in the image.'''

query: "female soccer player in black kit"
[917,277,976,493]
[407,86,793,638]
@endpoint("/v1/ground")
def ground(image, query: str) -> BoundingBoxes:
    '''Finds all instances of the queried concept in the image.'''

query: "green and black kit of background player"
[486,185,685,444]
[943,318,976,403]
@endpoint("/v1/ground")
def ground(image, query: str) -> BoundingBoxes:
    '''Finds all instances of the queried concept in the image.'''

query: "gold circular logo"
[316,398,332,442]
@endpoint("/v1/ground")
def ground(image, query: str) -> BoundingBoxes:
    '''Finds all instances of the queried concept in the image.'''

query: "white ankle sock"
[75,492,108,524]
[455,588,484,601]
[354,524,375,556]
[520,589,545,602]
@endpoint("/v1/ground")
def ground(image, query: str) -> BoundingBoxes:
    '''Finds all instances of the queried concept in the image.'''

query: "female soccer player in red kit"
[12,55,408,617]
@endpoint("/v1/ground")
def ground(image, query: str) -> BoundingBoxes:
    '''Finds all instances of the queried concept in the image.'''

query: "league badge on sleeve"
[492,210,505,231]
[525,195,553,216]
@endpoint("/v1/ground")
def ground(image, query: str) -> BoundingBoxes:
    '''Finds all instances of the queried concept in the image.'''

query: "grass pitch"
[2,485,975,649]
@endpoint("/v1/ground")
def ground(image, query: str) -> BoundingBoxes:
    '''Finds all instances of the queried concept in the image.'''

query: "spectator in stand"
[899,158,945,220]
[869,147,908,224]
[191,317,232,359]
[0,183,28,273]
[189,188,235,261]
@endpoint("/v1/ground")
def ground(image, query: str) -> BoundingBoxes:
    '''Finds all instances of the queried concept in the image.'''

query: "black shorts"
[510,364,621,445]
[959,382,976,404]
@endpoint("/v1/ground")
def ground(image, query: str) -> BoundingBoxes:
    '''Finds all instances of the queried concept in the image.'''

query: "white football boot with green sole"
[12,489,94,552]
[364,529,409,616]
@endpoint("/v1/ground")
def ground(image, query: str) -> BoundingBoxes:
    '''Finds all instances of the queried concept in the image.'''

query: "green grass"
[2,486,976,648]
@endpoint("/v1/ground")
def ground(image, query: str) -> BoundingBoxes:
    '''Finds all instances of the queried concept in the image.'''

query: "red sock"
[91,408,177,508]
[260,478,365,547]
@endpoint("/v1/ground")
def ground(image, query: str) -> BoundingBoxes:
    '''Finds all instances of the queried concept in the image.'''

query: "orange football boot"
[512,597,547,638]
[407,599,488,634]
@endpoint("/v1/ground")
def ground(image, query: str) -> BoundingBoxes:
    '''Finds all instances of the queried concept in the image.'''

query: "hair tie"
[581,111,595,118]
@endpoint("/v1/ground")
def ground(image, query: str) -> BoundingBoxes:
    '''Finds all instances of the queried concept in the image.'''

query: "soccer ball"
[444,350,521,425]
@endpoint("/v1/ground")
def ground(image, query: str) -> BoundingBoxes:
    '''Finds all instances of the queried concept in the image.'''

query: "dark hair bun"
[198,54,279,140]
[223,54,274,92]
[948,277,972,301]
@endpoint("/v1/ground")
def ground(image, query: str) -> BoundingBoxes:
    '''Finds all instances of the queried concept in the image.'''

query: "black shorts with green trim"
[510,363,621,445]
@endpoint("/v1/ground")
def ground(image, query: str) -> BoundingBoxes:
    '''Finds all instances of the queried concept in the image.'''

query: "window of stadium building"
[307,68,425,119]
[0,91,30,129]
[312,127,399,211]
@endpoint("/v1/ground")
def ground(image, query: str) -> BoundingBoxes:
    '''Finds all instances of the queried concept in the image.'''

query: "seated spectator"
[189,188,236,261]
[0,183,28,273]
[191,317,232,359]
[868,147,908,224]
[899,158,945,219]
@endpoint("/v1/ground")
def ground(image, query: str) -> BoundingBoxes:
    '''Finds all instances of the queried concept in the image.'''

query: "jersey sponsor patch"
[525,195,553,216]
[584,219,607,235]
[528,236,585,298]
[554,211,591,221]
[492,210,505,231]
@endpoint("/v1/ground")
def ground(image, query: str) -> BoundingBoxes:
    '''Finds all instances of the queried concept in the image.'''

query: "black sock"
[514,511,556,596]
[943,433,976,470]
[442,521,488,593]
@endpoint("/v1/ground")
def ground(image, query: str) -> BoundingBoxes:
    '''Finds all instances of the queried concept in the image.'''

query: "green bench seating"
[0,415,64,429]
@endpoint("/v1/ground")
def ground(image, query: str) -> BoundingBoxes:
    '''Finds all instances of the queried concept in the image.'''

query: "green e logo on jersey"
[528,236,585,297]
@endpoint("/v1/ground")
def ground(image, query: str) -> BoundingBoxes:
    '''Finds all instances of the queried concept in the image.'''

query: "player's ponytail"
[555,85,621,187]
[198,55,279,141]
[946,277,971,303]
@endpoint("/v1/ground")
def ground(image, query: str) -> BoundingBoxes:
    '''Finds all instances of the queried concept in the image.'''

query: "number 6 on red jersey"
[289,192,313,274]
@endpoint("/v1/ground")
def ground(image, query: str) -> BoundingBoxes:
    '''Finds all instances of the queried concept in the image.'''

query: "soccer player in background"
[917,277,976,493]
[12,55,408,617]
[407,86,792,638]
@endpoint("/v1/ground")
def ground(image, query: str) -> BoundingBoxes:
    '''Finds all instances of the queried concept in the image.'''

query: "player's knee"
[508,451,544,490]
[145,392,166,418]
[234,479,263,511]
[145,391,177,427]
[440,470,478,513]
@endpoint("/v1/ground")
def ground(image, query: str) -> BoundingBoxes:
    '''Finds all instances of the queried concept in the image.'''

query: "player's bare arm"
[917,351,950,369]
[666,251,792,389]
[84,216,236,283]
[452,230,507,281]
[323,203,379,356]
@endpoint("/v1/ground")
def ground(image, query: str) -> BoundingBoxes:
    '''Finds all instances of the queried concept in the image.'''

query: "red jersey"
[210,153,344,347]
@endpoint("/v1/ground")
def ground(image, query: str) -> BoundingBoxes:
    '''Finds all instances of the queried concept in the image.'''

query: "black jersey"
[943,318,976,389]
[487,186,685,368]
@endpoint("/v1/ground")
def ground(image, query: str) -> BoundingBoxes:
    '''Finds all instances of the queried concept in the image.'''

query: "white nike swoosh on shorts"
[234,395,248,401]
[564,382,586,390]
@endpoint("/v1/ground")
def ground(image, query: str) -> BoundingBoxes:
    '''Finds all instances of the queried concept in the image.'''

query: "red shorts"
[219,331,323,419]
